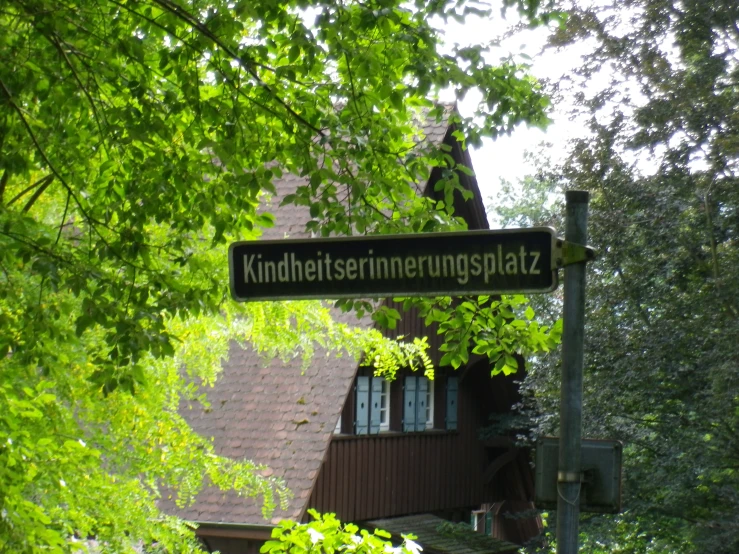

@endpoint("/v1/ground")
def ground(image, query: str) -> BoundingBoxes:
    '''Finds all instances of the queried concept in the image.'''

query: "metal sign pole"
[556,191,590,554]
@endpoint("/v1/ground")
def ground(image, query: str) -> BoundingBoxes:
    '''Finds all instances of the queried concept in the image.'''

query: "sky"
[437,9,585,216]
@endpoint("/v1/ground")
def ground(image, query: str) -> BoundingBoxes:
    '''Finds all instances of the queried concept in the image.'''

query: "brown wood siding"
[319,244,538,535]
[308,431,495,522]
[319,299,533,525]
[381,299,445,367]
[307,373,501,522]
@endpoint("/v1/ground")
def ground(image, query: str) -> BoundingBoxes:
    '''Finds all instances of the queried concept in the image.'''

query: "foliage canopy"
[1,0,558,550]
[496,0,739,551]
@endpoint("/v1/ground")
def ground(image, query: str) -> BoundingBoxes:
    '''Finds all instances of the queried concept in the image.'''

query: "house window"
[470,509,493,536]
[334,415,342,434]
[355,376,390,435]
[403,375,433,432]
[471,504,495,536]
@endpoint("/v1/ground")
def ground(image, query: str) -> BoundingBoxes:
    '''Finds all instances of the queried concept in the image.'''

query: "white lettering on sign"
[243,248,543,286]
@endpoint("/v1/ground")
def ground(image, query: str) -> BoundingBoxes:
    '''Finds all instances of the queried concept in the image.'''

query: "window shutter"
[417,377,429,432]
[446,376,458,430]
[370,377,383,434]
[403,376,417,432]
[484,511,492,535]
[356,376,370,435]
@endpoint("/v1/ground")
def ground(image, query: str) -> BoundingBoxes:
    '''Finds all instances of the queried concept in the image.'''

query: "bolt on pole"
[556,191,590,554]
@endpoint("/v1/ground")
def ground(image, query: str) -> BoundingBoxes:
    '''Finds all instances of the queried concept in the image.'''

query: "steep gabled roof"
[162,104,488,526]
[171,336,361,524]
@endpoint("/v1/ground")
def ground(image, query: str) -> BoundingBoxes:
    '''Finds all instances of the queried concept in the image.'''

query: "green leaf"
[256,213,275,228]
[524,305,535,320]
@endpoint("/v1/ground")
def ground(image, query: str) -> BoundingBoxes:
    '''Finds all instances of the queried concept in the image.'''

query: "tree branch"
[6,174,54,207]
[55,191,71,246]
[22,174,54,213]
[0,170,8,203]
[0,77,146,272]
[149,0,325,136]
[45,31,111,158]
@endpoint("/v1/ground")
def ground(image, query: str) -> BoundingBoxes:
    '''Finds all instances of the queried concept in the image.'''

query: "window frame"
[355,376,391,435]
[403,375,435,432]
[378,378,390,432]
[425,379,435,429]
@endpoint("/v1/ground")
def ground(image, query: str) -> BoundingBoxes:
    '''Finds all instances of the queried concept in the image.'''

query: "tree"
[1,0,560,550]
[494,1,739,550]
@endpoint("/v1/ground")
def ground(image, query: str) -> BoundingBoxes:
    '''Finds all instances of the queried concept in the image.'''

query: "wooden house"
[162,106,541,553]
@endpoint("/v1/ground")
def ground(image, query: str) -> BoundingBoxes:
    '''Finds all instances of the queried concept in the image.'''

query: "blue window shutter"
[370,377,383,434]
[417,377,429,431]
[356,376,369,435]
[403,376,417,432]
[446,376,458,430]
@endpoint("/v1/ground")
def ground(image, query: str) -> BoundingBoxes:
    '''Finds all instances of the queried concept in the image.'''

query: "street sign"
[229,228,559,302]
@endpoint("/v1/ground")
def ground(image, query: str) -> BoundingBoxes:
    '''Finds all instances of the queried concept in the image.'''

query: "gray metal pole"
[556,191,590,554]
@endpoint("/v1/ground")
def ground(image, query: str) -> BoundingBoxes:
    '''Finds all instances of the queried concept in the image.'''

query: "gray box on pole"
[535,437,623,513]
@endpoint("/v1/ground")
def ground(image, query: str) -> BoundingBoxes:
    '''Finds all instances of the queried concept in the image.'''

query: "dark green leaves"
[495,1,739,549]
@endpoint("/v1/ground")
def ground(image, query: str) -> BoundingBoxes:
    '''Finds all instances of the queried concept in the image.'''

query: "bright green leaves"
[0,0,553,549]
[0,378,100,551]
[288,44,301,64]
[399,295,561,372]
[263,510,419,554]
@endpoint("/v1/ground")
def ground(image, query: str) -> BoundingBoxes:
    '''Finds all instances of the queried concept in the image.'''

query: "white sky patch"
[436,11,587,212]
[435,3,662,220]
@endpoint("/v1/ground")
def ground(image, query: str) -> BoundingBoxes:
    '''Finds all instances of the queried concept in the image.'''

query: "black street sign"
[229,228,558,302]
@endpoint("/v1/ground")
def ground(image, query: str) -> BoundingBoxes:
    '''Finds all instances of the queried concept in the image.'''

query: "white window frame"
[378,378,390,432]
[334,415,342,434]
[425,379,435,429]
[471,504,495,535]
[471,510,483,531]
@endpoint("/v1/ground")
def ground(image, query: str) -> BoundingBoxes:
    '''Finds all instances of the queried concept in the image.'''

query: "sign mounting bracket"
[553,239,597,269]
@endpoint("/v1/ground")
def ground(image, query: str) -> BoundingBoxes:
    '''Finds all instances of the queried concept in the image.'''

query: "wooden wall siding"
[382,299,446,367]
[308,432,495,523]
[340,281,537,538]
[307,376,501,523]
